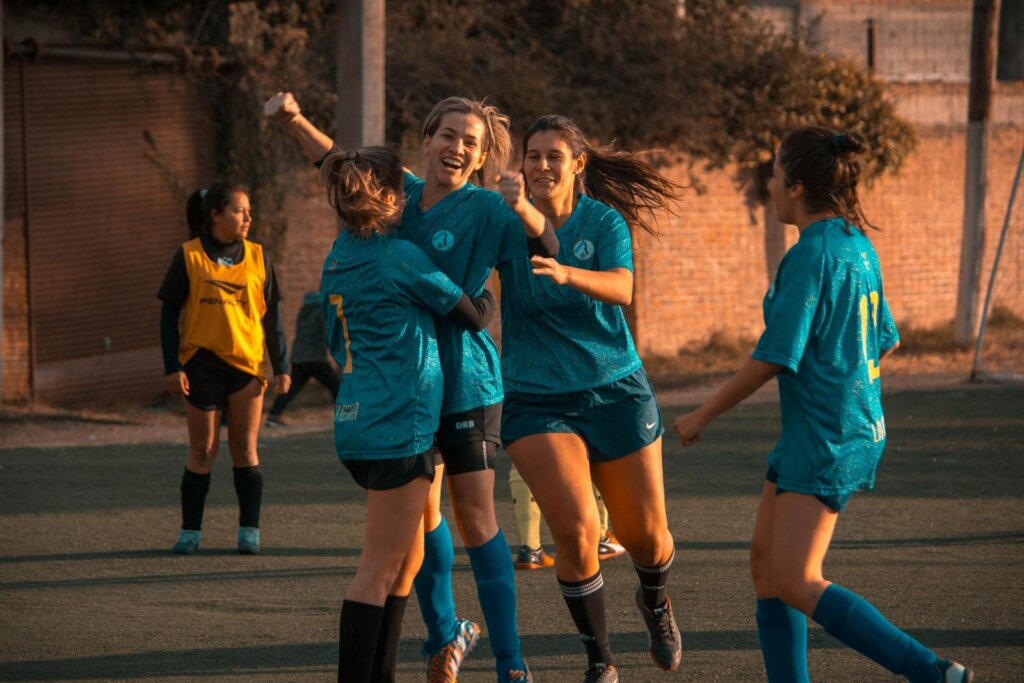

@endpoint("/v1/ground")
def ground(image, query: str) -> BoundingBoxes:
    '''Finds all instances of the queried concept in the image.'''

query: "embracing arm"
[264,92,338,163]
[673,358,782,446]
[531,258,633,306]
[445,290,496,332]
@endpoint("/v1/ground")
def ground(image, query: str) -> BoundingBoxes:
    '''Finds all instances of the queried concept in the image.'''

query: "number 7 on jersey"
[329,294,353,373]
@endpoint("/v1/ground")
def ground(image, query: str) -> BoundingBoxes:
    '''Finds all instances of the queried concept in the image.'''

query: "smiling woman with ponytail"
[674,126,973,683]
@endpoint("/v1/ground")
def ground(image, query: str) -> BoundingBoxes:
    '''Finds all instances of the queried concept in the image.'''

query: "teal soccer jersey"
[752,217,900,496]
[399,172,528,414]
[498,195,642,394]
[320,231,463,460]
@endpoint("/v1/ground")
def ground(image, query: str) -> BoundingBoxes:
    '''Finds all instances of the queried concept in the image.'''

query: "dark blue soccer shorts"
[501,367,664,463]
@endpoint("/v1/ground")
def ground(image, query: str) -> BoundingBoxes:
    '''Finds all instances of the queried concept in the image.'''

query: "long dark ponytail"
[778,126,876,232]
[521,115,682,236]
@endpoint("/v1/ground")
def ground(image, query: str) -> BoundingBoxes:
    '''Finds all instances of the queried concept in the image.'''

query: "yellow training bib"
[178,238,267,378]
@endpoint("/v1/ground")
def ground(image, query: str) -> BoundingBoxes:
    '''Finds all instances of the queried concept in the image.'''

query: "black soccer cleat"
[635,587,682,671]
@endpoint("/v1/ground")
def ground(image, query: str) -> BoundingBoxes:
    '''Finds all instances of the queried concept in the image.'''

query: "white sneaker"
[940,660,974,683]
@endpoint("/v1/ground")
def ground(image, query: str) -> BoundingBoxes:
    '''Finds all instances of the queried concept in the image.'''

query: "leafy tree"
[15,0,916,250]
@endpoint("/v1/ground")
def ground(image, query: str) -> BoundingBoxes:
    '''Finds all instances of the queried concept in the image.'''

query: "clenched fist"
[264,91,301,123]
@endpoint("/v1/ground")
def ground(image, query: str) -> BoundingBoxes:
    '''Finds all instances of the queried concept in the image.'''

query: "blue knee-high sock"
[812,584,941,683]
[413,518,457,654]
[466,529,524,673]
[756,598,810,683]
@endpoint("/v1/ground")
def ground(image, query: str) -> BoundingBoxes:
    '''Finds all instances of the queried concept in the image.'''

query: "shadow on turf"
[677,530,1024,552]
[2,530,1020,568]
[0,546,369,565]
[2,630,1020,681]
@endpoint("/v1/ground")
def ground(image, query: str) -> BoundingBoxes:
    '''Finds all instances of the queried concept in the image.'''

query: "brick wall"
[274,173,341,349]
[275,110,1024,361]
[634,123,1024,356]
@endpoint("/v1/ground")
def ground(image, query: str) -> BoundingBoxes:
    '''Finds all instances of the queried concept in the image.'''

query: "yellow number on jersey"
[329,294,353,374]
[859,291,881,383]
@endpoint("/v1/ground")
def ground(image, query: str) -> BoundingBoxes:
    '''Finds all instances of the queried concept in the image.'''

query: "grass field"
[1,383,1021,682]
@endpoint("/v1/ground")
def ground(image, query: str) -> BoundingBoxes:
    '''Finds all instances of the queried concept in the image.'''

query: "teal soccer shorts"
[501,368,663,462]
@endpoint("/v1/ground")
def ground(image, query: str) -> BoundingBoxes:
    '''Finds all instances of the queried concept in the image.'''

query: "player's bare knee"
[773,571,814,610]
[188,446,217,470]
[551,519,598,557]
[358,554,405,592]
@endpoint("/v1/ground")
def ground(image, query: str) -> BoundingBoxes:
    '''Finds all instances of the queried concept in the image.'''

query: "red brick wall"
[634,123,1024,356]
[274,173,341,347]
[274,121,1024,361]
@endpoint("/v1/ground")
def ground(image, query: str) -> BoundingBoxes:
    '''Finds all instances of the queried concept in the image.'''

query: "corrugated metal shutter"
[7,60,217,403]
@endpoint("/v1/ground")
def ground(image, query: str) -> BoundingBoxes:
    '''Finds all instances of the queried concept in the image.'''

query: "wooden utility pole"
[0,2,5,400]
[336,0,385,148]
[955,0,1001,346]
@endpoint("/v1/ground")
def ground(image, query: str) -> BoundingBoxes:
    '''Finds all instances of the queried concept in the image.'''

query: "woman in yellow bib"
[157,183,291,555]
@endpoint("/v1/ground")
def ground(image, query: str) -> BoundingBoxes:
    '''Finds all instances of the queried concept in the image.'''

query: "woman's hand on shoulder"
[165,371,189,396]
[274,374,292,396]
[264,92,301,123]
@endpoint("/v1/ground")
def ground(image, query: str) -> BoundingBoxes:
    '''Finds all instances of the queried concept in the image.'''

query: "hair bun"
[831,131,867,156]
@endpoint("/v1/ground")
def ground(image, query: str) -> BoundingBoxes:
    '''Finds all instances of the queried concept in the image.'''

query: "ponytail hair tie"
[199,188,208,198]
[830,134,846,155]
[344,150,360,162]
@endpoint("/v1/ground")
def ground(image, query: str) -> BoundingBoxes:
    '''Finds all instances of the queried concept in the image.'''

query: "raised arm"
[264,91,338,163]
[496,171,559,257]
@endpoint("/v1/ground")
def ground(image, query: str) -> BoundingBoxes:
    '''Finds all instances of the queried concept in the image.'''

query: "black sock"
[369,594,409,682]
[233,466,263,528]
[180,468,211,531]
[634,549,674,610]
[338,599,385,683]
[559,571,614,666]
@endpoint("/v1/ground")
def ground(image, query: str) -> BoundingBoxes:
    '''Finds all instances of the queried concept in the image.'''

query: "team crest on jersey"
[573,239,595,261]
[334,403,359,422]
[432,230,455,252]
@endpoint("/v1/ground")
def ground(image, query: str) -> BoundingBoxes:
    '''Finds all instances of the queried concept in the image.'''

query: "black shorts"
[436,403,501,475]
[183,348,260,411]
[344,449,437,491]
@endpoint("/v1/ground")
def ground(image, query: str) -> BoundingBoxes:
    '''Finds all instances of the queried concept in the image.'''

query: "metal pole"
[970,145,1024,381]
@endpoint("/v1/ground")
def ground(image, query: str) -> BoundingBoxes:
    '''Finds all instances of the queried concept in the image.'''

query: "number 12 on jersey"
[859,291,881,383]
[329,294,353,373]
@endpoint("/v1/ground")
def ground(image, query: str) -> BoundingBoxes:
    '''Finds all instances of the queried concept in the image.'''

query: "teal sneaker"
[238,526,261,554]
[172,529,200,554]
